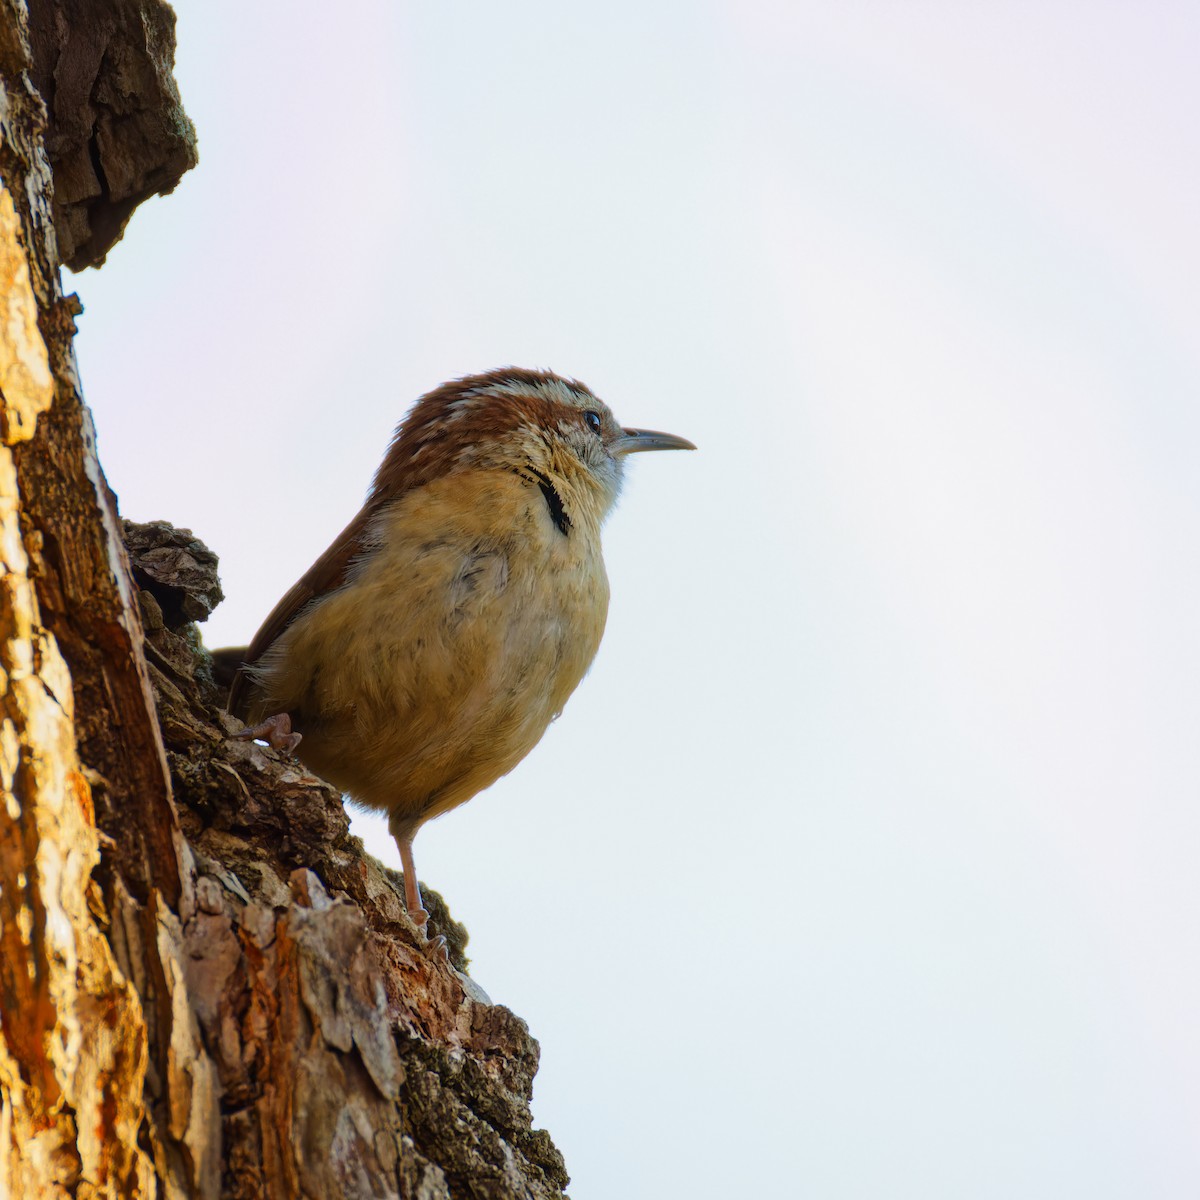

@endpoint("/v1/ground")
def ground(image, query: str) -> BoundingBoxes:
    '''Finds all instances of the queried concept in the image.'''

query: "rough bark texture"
[130,520,569,1200]
[26,0,198,270]
[0,3,569,1197]
[0,172,156,1200]
[2,2,179,1193]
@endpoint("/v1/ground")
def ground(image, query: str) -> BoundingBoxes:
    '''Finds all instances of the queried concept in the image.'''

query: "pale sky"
[73,3,1200,1196]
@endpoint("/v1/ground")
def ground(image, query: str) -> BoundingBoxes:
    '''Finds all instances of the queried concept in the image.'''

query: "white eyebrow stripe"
[473,377,596,408]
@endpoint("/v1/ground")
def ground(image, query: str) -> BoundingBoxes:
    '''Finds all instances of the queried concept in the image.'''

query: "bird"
[226,367,694,952]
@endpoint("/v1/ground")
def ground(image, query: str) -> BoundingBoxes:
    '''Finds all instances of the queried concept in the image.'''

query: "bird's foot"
[408,905,450,962]
[233,712,302,754]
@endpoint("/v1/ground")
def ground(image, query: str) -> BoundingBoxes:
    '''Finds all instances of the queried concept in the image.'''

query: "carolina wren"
[227,367,694,948]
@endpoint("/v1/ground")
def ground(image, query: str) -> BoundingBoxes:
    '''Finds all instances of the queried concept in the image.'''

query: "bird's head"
[371,368,695,526]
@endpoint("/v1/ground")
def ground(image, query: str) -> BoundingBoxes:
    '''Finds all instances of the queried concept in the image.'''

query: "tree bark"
[0,5,570,1197]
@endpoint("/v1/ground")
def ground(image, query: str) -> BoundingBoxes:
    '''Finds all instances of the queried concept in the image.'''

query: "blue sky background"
[72,3,1199,1196]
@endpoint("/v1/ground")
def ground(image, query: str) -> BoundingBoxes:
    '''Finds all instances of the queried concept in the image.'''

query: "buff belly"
[248,471,610,831]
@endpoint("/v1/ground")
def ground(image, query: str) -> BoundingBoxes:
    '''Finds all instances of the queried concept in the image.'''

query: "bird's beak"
[610,427,697,456]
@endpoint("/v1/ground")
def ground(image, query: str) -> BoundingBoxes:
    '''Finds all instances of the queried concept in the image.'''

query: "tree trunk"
[0,5,569,1197]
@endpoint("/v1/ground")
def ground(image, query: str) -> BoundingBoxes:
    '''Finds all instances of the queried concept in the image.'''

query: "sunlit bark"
[1,4,568,1197]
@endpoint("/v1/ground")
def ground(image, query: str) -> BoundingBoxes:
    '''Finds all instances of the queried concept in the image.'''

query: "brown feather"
[224,364,694,945]
[228,504,377,715]
[368,368,596,501]
[227,368,599,716]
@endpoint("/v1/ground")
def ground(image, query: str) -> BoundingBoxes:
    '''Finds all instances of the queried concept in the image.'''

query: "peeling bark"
[0,176,154,1200]
[1,3,572,1196]
[2,3,207,1194]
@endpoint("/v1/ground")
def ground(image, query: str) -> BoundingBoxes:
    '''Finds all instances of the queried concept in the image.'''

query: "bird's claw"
[407,905,449,962]
[233,712,302,754]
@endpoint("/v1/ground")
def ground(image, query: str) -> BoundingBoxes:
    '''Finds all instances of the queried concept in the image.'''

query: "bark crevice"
[1,3,570,1194]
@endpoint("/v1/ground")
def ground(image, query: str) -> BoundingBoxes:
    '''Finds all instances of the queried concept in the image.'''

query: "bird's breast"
[263,469,609,817]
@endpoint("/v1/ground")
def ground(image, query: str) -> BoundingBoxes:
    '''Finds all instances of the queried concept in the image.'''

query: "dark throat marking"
[512,467,572,536]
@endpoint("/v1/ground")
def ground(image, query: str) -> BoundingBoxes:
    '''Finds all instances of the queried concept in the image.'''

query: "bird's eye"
[583,411,603,434]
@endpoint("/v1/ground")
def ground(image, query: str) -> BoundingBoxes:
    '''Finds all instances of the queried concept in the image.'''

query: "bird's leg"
[233,712,303,754]
[395,827,448,961]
